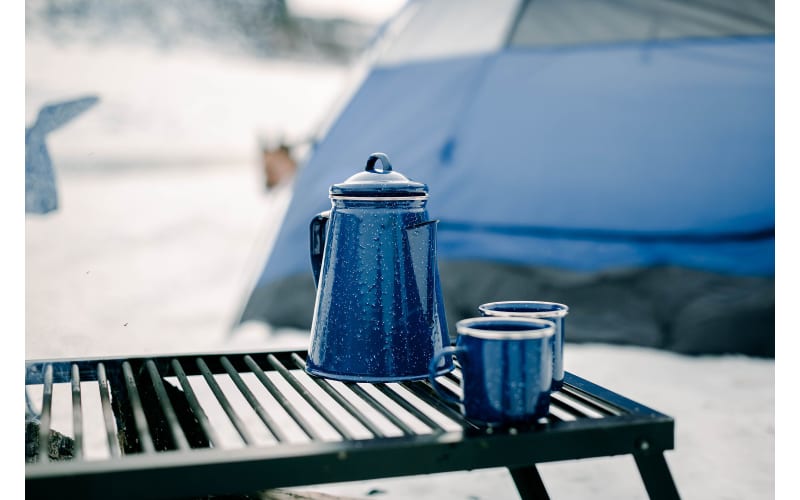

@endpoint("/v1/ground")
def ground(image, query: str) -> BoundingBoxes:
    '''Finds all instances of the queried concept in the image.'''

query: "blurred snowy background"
[22,1,779,499]
[25,0,404,358]
[24,0,390,172]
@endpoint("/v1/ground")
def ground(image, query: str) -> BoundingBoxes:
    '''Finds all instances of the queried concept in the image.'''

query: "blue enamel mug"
[428,317,555,427]
[479,301,568,391]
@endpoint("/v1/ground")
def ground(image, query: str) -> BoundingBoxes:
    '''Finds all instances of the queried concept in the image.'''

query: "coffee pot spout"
[405,220,448,338]
[405,219,438,286]
[405,218,437,242]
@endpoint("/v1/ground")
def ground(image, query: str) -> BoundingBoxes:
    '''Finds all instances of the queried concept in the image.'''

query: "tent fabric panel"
[255,37,774,289]
[257,55,489,285]
[437,36,774,235]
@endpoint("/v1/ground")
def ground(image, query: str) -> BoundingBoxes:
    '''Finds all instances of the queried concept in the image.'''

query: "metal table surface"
[25,348,680,499]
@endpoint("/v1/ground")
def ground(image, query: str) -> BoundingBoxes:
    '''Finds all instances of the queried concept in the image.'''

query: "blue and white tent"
[240,0,775,356]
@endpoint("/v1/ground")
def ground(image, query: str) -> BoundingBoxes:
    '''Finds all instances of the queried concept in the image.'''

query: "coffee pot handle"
[428,346,465,405]
[309,210,331,287]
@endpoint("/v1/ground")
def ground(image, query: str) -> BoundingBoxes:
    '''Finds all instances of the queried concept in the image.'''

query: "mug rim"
[455,316,556,340]
[478,300,569,318]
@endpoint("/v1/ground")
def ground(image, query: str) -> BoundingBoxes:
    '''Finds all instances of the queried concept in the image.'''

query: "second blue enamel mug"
[479,301,568,391]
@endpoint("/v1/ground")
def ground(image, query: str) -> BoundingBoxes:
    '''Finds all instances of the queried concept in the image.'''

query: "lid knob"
[329,152,428,198]
[365,152,393,173]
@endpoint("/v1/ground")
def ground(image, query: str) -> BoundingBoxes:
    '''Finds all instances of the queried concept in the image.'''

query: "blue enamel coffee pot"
[306,152,454,382]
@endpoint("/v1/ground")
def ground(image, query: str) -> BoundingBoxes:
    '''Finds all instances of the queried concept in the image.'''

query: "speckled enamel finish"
[306,154,452,382]
[430,317,555,427]
[479,301,569,391]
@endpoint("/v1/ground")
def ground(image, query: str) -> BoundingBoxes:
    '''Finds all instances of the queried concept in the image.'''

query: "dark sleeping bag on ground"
[240,261,774,358]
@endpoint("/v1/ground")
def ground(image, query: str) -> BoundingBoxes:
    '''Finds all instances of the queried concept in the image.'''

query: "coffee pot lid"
[330,153,428,198]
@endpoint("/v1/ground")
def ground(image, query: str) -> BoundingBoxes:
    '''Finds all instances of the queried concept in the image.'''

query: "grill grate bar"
[300,377,386,438]
[97,363,120,457]
[70,364,83,459]
[343,382,416,436]
[196,357,254,445]
[559,385,624,417]
[288,353,387,438]
[221,356,289,443]
[550,391,606,419]
[374,383,447,433]
[121,361,155,453]
[546,402,576,422]
[243,355,323,441]
[38,364,54,463]
[144,360,190,451]
[548,392,585,421]
[264,354,355,440]
[170,359,220,447]
[401,380,474,429]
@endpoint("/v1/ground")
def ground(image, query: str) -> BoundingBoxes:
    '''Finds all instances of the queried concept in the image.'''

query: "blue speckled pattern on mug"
[479,301,568,391]
[429,317,554,426]
[306,154,452,382]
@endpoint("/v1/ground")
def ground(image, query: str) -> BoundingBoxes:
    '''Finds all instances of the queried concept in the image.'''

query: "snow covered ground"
[24,30,777,500]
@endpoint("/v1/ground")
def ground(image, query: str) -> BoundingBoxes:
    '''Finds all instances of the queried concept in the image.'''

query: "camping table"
[25,348,680,499]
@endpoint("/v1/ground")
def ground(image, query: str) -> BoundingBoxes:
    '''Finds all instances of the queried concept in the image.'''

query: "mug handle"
[428,346,465,405]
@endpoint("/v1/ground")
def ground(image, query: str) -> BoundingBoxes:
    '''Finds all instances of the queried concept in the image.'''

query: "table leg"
[633,453,681,500]
[508,465,550,500]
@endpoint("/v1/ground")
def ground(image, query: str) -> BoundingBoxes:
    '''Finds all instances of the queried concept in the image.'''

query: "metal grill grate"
[25,348,676,500]
[25,350,631,462]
